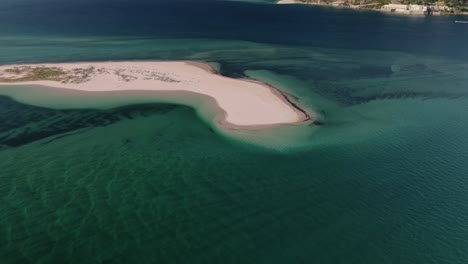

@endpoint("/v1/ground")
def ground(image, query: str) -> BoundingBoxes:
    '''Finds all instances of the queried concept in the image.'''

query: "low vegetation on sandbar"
[0,66,97,84]
[0,65,181,84]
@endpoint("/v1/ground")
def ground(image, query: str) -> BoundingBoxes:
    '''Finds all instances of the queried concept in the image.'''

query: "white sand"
[277,0,297,4]
[0,61,309,128]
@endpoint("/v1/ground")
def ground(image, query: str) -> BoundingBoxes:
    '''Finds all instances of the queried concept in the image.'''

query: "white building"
[382,4,408,13]
[409,4,426,11]
[382,4,432,14]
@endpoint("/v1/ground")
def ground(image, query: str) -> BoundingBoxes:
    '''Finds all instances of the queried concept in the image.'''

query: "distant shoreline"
[277,0,468,16]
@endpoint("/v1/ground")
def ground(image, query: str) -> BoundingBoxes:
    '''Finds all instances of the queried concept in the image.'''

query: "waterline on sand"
[0,61,311,128]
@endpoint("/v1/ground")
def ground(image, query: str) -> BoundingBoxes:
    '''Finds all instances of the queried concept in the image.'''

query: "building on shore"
[380,3,450,15]
[381,4,410,13]
[332,1,345,6]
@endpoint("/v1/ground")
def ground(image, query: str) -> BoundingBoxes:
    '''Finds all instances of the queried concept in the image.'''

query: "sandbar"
[0,61,310,128]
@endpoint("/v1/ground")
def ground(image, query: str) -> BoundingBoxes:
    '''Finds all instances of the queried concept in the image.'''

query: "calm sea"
[1,0,468,263]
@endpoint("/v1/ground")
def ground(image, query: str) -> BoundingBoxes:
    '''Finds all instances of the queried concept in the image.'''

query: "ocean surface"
[1,0,468,263]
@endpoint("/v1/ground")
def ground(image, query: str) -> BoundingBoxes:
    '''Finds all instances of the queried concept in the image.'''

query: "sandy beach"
[0,61,310,128]
[277,0,297,4]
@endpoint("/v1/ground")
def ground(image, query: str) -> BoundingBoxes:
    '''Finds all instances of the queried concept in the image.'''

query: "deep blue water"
[1,0,468,59]
[1,1,468,264]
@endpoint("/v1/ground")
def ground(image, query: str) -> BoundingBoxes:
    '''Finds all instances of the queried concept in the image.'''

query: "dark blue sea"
[1,0,468,263]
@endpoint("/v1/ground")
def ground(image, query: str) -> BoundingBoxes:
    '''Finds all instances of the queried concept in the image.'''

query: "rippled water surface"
[1,0,468,263]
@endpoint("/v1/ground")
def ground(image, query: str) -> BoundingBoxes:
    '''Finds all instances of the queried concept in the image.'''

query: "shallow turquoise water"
[1,1,468,263]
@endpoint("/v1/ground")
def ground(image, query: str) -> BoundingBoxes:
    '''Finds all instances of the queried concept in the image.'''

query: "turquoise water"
[1,0,468,263]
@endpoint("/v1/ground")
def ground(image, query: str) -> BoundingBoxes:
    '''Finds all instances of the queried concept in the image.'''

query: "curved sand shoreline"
[0,61,310,129]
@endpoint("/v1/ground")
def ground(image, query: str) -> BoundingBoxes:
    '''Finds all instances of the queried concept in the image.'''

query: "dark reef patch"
[0,96,178,148]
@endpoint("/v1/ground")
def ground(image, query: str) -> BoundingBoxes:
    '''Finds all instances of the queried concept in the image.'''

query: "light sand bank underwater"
[0,61,316,149]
